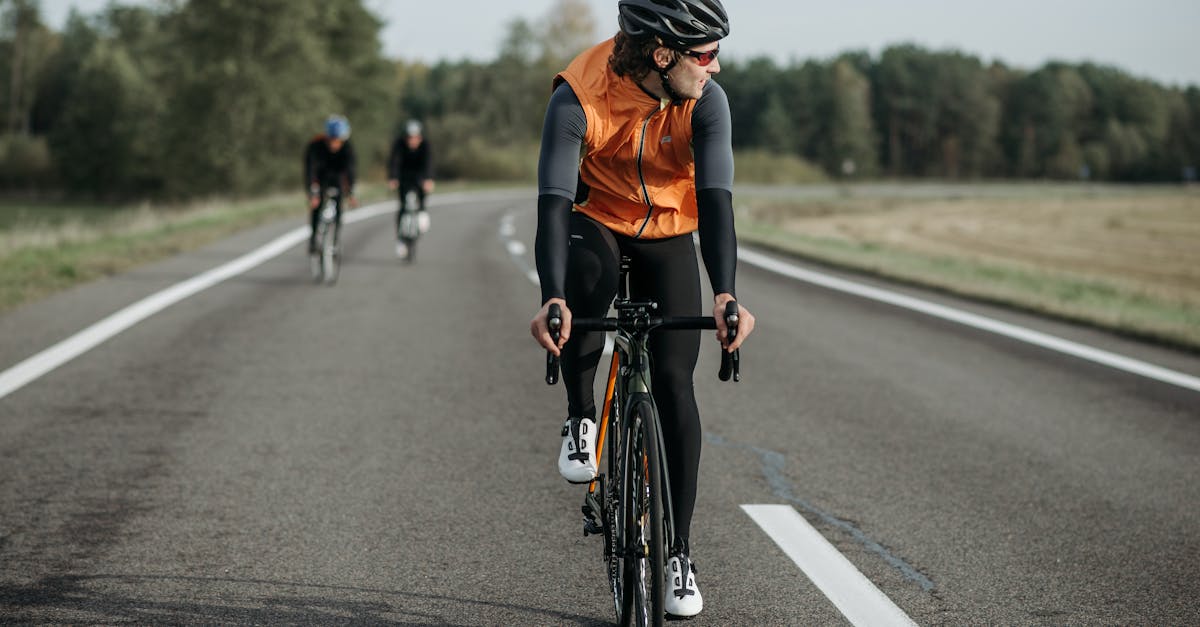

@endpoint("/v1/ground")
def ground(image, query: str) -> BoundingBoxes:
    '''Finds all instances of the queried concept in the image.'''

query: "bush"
[734,150,828,184]
[430,113,537,182]
[0,135,56,190]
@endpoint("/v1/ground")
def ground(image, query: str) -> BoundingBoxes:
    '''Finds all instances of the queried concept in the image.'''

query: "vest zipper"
[633,109,659,238]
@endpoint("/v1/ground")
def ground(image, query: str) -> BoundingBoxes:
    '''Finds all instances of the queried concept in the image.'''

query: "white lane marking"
[739,248,1200,393]
[742,505,917,627]
[0,200,398,401]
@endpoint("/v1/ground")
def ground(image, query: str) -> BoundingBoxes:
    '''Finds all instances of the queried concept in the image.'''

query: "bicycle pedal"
[583,518,604,536]
[582,500,603,536]
[581,476,605,536]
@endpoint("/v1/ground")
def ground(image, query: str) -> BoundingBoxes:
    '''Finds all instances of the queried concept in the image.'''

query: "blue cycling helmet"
[325,115,351,140]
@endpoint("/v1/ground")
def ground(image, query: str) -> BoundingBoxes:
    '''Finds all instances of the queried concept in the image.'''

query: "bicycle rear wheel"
[619,396,665,626]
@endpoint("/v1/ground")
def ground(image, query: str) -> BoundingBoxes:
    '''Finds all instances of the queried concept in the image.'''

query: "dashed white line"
[742,505,918,627]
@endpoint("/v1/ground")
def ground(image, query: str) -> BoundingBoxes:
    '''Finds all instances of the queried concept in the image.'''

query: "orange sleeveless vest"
[556,38,699,239]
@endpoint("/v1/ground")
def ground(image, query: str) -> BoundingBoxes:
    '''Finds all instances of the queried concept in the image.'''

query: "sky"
[41,0,1200,87]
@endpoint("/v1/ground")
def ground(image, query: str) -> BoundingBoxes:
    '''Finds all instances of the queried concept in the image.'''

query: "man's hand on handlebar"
[531,298,571,357]
[713,293,754,352]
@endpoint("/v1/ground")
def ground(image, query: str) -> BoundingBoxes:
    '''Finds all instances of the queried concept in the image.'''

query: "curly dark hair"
[609,32,672,81]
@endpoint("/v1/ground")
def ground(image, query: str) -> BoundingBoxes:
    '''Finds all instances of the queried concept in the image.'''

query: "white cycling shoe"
[558,417,597,483]
[395,241,408,258]
[417,210,431,234]
[665,553,703,618]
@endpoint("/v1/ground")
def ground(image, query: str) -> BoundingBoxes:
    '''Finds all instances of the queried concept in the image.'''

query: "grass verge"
[737,183,1200,352]
[0,183,397,313]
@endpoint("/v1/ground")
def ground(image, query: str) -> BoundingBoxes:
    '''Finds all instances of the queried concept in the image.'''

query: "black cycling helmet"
[617,0,729,50]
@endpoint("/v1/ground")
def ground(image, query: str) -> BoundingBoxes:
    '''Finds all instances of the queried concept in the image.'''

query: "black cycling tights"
[561,212,702,549]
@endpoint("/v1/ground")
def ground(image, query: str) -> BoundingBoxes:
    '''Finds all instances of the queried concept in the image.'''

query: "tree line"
[2,0,1198,201]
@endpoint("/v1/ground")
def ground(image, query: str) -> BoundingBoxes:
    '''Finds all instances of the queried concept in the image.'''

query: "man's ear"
[652,47,675,70]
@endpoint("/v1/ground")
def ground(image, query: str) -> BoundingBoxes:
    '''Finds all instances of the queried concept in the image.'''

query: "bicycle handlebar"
[543,301,741,385]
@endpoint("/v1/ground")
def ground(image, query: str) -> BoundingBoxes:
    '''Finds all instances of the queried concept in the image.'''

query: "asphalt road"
[1,191,1197,625]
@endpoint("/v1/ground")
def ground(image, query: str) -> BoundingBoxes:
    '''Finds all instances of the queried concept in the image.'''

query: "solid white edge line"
[742,504,917,627]
[739,248,1200,393]
[0,200,396,401]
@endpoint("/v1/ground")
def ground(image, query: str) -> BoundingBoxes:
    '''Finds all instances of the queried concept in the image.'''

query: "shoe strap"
[563,418,591,463]
[672,555,696,599]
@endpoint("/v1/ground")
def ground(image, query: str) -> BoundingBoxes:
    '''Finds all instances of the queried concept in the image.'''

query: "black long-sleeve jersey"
[304,136,357,190]
[388,138,433,182]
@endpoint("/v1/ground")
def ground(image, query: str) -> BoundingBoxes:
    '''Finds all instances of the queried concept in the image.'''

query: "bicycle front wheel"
[310,223,325,282]
[398,211,419,263]
[321,223,339,284]
[603,386,626,622]
[620,396,665,627]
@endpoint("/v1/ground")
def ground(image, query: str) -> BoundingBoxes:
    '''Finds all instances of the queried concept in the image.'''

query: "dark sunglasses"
[680,46,720,66]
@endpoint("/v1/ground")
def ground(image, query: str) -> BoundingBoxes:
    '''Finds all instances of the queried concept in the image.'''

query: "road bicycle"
[545,258,740,626]
[310,188,342,284]
[395,189,426,263]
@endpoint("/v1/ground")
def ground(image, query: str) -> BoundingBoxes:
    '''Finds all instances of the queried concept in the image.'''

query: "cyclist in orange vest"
[529,0,755,617]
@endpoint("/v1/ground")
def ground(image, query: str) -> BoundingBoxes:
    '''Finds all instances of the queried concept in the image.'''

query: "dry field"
[737,183,1200,350]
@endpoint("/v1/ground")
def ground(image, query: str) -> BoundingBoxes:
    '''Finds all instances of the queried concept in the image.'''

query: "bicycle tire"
[310,222,325,283]
[402,233,417,263]
[321,223,338,284]
[603,386,626,622]
[398,210,419,263]
[621,396,665,626]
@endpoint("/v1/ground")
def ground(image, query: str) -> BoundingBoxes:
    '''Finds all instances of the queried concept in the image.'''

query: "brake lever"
[546,303,562,385]
[718,301,741,382]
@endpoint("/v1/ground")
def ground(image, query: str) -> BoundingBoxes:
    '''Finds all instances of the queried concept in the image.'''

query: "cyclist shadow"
[0,573,610,626]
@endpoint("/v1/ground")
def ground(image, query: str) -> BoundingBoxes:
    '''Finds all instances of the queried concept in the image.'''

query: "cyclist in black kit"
[528,0,754,617]
[304,115,358,253]
[388,119,435,257]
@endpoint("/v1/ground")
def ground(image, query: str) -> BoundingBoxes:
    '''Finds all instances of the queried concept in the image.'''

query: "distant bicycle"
[545,257,740,626]
[310,188,341,284]
[395,190,423,263]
